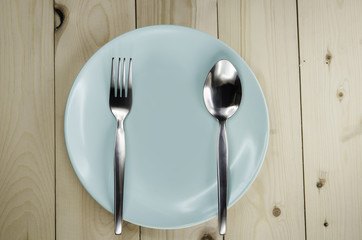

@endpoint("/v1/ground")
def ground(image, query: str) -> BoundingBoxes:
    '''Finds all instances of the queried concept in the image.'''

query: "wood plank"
[218,0,305,239]
[136,0,221,239]
[54,0,139,239]
[136,0,217,36]
[298,0,362,239]
[0,0,55,239]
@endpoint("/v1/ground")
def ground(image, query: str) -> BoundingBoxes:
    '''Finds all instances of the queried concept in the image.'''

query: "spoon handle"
[217,120,228,235]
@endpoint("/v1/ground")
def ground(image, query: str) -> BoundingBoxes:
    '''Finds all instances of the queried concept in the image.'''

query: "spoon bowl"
[203,60,242,121]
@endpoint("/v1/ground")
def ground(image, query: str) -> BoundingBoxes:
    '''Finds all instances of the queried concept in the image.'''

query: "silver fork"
[109,57,133,235]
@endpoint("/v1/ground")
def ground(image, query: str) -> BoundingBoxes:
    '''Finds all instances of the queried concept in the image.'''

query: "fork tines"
[110,57,133,99]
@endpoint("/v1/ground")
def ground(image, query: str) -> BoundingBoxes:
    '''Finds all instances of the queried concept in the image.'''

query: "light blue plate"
[64,25,269,229]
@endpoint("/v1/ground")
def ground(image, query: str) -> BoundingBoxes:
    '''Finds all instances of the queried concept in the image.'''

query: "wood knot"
[324,220,329,227]
[200,234,214,240]
[272,206,281,217]
[316,178,326,188]
[54,7,65,30]
[337,88,345,102]
[325,53,332,64]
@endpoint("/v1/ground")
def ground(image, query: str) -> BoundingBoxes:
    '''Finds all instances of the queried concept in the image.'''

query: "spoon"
[203,60,242,235]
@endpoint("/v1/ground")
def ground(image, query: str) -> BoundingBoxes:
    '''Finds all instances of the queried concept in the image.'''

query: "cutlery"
[109,57,133,235]
[203,60,242,235]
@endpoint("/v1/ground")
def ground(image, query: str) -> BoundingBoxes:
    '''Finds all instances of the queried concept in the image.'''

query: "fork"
[109,57,133,235]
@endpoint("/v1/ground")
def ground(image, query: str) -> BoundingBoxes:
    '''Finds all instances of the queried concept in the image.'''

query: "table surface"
[1,0,361,239]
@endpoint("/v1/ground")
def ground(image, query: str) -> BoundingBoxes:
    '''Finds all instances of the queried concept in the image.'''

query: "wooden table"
[1,0,361,239]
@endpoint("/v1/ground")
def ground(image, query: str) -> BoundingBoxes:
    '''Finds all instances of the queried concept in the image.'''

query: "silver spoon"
[203,60,242,235]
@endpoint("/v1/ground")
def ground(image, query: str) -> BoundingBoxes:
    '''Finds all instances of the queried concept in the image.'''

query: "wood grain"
[218,0,306,239]
[298,0,362,239]
[136,0,221,239]
[136,0,217,37]
[0,0,55,239]
[54,0,138,239]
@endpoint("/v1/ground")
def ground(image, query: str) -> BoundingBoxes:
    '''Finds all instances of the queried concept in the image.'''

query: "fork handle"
[217,120,228,235]
[114,119,126,235]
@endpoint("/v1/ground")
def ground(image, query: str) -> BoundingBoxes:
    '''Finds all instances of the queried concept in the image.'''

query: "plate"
[64,25,269,229]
